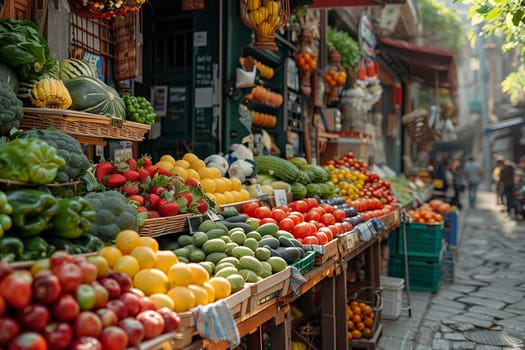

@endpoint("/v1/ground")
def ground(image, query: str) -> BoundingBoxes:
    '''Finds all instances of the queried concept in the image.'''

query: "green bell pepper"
[0,138,65,185]
[7,189,58,236]
[72,234,105,253]
[45,236,82,255]
[0,236,24,262]
[50,197,97,239]
[21,236,52,261]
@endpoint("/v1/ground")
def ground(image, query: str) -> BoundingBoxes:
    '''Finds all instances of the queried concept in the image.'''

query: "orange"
[113,255,140,278]
[140,237,159,253]
[347,332,353,340]
[167,286,196,312]
[350,300,358,307]
[364,316,374,328]
[167,263,193,287]
[149,293,175,310]
[98,246,123,268]
[363,327,372,338]
[352,306,362,315]
[187,263,210,285]
[362,304,373,316]
[208,276,231,300]
[352,314,362,324]
[154,250,179,274]
[347,320,354,330]
[202,281,216,304]
[133,268,169,295]
[115,230,141,254]
[356,322,365,331]
[188,284,209,306]
[131,246,157,269]
[351,329,362,339]
[87,255,109,278]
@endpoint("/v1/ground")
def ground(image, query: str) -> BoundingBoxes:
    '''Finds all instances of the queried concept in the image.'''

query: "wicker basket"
[21,108,150,142]
[0,179,87,197]
[138,213,193,237]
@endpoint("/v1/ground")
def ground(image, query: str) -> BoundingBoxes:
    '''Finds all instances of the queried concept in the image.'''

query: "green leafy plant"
[501,65,525,106]
[326,27,360,74]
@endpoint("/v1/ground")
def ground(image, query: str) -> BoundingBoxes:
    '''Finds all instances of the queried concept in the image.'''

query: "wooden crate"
[313,238,340,266]
[223,285,251,322]
[1,0,31,20]
[338,231,359,257]
[247,267,291,316]
[320,137,369,164]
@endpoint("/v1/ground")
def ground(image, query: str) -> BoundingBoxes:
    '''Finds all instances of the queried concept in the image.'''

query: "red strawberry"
[148,210,160,219]
[136,205,148,213]
[196,198,209,214]
[129,195,145,206]
[148,185,166,196]
[145,165,158,177]
[122,170,140,182]
[95,161,114,183]
[184,178,200,188]
[157,168,173,177]
[138,156,152,168]
[127,158,138,170]
[178,192,193,206]
[112,161,130,174]
[158,199,180,217]
[144,193,161,210]
[107,174,127,189]
[138,169,150,183]
[121,183,140,196]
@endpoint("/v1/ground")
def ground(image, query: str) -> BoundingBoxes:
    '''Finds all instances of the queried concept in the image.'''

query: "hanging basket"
[68,0,144,19]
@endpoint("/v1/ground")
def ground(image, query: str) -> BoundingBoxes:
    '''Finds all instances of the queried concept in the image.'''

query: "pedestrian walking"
[443,160,456,205]
[498,158,516,217]
[463,156,483,208]
[492,159,505,207]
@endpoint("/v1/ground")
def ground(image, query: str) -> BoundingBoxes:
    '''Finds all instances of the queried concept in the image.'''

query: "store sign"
[358,11,377,61]
[182,0,205,11]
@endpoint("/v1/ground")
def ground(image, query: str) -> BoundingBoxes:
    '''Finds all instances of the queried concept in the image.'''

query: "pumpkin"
[64,76,126,119]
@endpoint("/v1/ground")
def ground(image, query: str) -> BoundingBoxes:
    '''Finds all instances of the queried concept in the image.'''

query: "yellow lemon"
[186,168,201,180]
[170,166,188,180]
[133,268,169,295]
[231,191,243,203]
[213,193,226,206]
[188,284,209,306]
[239,189,250,201]
[149,293,175,310]
[154,250,179,274]
[182,153,199,164]
[190,159,206,171]
[230,177,242,191]
[115,230,141,255]
[197,167,214,179]
[202,281,216,303]
[208,276,232,300]
[174,159,191,169]
[156,160,175,171]
[222,191,235,204]
[213,178,227,193]
[113,255,140,278]
[222,177,233,191]
[98,246,123,268]
[209,167,222,179]
[159,154,177,165]
[167,286,196,312]
[131,246,157,269]
[87,255,110,278]
[167,263,193,287]
[201,178,216,193]
[140,237,159,253]
[187,263,210,285]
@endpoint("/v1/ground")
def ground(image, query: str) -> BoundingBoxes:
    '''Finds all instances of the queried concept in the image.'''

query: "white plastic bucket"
[380,276,404,320]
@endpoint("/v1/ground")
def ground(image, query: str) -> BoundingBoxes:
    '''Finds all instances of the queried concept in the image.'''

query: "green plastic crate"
[388,228,400,257]
[292,251,316,275]
[397,222,444,259]
[388,256,441,292]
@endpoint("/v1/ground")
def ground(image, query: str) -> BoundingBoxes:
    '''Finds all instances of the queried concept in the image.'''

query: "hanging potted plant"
[68,0,146,19]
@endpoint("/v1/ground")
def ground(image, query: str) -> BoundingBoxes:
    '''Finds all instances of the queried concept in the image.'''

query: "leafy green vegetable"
[0,81,23,136]
[123,95,157,125]
[326,27,360,74]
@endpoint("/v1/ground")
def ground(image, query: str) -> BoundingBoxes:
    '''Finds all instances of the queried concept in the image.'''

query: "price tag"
[256,143,264,156]
[274,189,288,207]
[207,211,221,222]
[114,148,132,162]
[285,144,294,159]
[255,184,264,197]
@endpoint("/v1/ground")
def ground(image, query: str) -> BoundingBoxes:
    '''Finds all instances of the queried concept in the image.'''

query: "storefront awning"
[485,117,525,133]
[309,0,405,7]
[377,36,457,94]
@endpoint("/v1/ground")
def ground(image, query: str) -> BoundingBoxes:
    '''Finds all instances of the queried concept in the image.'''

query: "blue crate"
[442,213,458,247]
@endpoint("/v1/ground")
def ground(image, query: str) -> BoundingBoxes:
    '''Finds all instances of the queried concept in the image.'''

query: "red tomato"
[260,217,278,225]
[320,213,336,226]
[288,214,304,226]
[315,231,329,245]
[326,225,339,239]
[253,206,272,219]
[278,218,295,232]
[333,209,346,222]
[293,222,312,239]
[302,236,319,245]
[242,201,260,216]
[306,209,321,222]
[289,200,309,213]
[273,205,290,214]
[307,222,318,235]
[320,203,335,214]
[342,221,353,233]
[305,197,319,209]
[271,208,287,222]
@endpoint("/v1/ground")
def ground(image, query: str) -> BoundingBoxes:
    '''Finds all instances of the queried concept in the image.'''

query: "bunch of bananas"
[254,59,274,79]
[247,0,281,36]
[30,78,72,109]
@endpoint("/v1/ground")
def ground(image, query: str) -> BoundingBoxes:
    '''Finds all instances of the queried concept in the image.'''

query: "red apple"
[49,251,74,268]
[52,294,80,322]
[136,310,165,340]
[96,308,118,328]
[16,303,50,332]
[138,296,156,312]
[91,282,109,309]
[118,318,145,346]
[157,307,180,333]
[70,336,102,350]
[99,278,121,299]
[43,322,73,350]
[32,274,62,304]
[8,332,47,350]
[0,270,33,309]
[99,326,128,350]
[0,317,19,346]
[118,292,141,317]
[107,273,131,293]
[54,262,83,293]
[106,299,128,320]
[74,311,103,338]
[77,261,98,284]
[0,295,5,316]
[0,261,13,282]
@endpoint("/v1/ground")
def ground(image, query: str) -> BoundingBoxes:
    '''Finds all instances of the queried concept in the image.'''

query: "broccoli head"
[0,81,23,136]
[83,191,137,242]
[19,129,91,182]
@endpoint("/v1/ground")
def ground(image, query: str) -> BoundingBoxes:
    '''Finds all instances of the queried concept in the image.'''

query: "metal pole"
[476,27,492,190]
[400,210,412,317]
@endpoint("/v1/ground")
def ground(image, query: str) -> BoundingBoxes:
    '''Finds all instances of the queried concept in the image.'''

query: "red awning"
[309,0,405,7]
[378,36,457,94]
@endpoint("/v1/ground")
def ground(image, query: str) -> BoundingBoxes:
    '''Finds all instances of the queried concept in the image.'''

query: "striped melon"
[64,76,126,118]
[59,58,98,80]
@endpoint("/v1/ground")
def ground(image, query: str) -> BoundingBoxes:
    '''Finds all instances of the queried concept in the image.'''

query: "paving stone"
[469,291,521,305]
[451,342,475,349]
[448,315,494,329]
[432,338,451,349]
[435,332,442,339]
[438,291,465,300]
[429,304,466,316]
[446,285,478,294]
[475,346,507,350]
[440,324,454,333]
[444,333,466,341]
[507,300,525,311]
[478,286,525,298]
[441,320,477,332]
[468,306,517,319]
[427,310,461,322]
[431,297,467,310]
[414,345,433,350]
[461,311,496,322]
[495,318,525,332]
[421,320,441,331]
[456,296,506,310]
